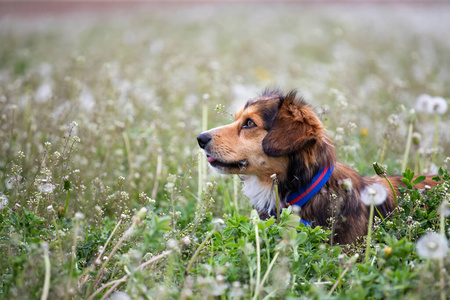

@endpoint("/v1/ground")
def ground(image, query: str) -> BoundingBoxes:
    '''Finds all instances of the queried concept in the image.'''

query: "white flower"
[387,114,400,126]
[46,205,55,213]
[429,96,448,115]
[415,94,432,113]
[361,183,387,206]
[137,207,147,219]
[212,218,225,231]
[35,81,53,103]
[79,86,95,111]
[6,175,21,189]
[74,212,85,220]
[0,194,8,210]
[166,239,179,250]
[39,183,55,194]
[181,236,191,247]
[109,291,131,300]
[440,200,450,217]
[416,232,449,260]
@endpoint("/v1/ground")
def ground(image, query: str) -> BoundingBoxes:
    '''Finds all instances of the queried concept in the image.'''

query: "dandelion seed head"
[387,114,400,126]
[0,194,8,210]
[361,183,387,206]
[415,94,433,113]
[39,183,55,194]
[416,232,449,260]
[74,212,85,220]
[339,178,353,193]
[46,205,55,213]
[430,97,448,115]
[166,239,179,250]
[440,200,450,217]
[181,236,191,247]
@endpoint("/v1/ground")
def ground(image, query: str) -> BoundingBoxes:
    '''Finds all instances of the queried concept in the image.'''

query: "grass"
[0,4,450,299]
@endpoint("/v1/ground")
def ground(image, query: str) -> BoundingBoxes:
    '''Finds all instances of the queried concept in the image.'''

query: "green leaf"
[432,175,441,182]
[412,175,426,185]
[400,178,412,189]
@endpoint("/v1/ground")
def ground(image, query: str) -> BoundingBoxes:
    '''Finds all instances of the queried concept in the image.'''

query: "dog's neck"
[241,175,277,213]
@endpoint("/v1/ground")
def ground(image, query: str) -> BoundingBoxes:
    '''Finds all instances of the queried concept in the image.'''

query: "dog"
[197,89,436,244]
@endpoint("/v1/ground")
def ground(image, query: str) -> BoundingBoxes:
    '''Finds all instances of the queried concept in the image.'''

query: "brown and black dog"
[197,89,436,244]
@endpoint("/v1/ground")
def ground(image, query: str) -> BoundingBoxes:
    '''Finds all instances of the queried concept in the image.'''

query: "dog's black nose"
[197,133,212,149]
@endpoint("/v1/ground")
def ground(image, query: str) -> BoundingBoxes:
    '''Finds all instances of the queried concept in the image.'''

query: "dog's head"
[197,90,334,180]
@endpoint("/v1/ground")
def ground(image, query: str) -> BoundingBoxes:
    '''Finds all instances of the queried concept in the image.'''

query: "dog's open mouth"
[206,154,248,171]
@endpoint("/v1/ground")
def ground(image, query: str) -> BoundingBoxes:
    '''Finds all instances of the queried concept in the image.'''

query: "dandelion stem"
[198,151,204,202]
[41,244,51,300]
[439,258,445,300]
[254,251,280,300]
[66,218,80,299]
[328,266,350,296]
[254,220,261,298]
[374,206,385,222]
[63,189,70,216]
[401,121,414,172]
[92,221,135,293]
[379,138,387,164]
[365,203,375,264]
[385,176,398,207]
[86,218,123,296]
[88,250,172,300]
[417,259,430,296]
[151,148,163,200]
[233,175,239,213]
[122,131,133,176]
[52,215,63,260]
[439,199,446,300]
[431,115,439,165]
[271,175,280,223]
[186,230,215,273]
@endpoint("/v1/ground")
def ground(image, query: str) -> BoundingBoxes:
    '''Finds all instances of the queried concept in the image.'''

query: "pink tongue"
[207,156,216,163]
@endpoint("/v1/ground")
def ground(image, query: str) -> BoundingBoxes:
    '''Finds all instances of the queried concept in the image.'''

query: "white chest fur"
[241,175,277,212]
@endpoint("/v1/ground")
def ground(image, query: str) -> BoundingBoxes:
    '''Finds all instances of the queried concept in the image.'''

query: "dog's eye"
[243,119,256,128]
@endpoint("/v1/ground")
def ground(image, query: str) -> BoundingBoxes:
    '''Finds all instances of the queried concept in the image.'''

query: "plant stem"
[41,243,51,300]
[383,176,398,207]
[365,203,375,264]
[186,230,215,273]
[379,138,387,164]
[254,251,280,300]
[439,200,446,300]
[89,250,172,300]
[151,148,162,200]
[439,258,445,300]
[63,189,70,216]
[86,218,123,296]
[66,218,80,299]
[92,221,135,292]
[401,121,414,172]
[254,220,261,298]
[431,115,439,165]
[198,150,204,202]
[328,266,350,296]
[52,215,63,260]
[233,175,239,213]
[122,131,133,177]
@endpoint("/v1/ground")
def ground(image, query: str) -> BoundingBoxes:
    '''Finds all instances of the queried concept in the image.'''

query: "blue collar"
[269,163,335,226]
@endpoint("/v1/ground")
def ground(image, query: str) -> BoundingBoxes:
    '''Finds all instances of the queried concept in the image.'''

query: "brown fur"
[197,90,437,244]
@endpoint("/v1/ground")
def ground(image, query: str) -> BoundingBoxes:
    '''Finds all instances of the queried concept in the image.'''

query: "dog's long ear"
[262,91,323,157]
